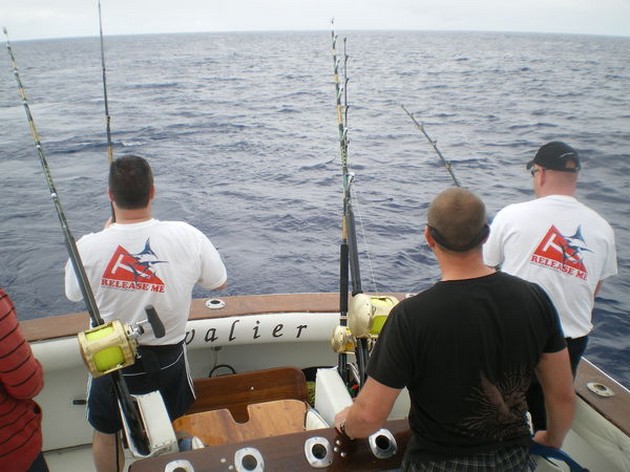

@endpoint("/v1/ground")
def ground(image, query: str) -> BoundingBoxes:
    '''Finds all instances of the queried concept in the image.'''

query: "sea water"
[0,31,628,386]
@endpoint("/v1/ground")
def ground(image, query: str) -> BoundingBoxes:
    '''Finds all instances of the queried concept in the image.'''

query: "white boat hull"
[21,293,630,471]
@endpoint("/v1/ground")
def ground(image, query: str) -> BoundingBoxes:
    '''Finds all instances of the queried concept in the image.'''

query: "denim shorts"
[86,342,194,434]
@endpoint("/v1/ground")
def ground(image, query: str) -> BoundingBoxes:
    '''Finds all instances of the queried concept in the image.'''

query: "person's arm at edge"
[334,376,401,439]
[0,290,45,399]
[533,348,575,448]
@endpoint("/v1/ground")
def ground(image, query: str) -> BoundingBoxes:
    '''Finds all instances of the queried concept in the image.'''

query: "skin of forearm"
[344,403,386,439]
[544,392,575,447]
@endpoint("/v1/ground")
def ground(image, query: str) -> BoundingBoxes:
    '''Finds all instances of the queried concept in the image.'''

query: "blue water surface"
[0,31,628,387]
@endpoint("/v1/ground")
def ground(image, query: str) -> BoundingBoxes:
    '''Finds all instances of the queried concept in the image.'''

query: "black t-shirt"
[366,271,565,462]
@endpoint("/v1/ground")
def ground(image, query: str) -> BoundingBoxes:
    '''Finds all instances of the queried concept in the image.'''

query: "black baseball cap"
[526,141,581,172]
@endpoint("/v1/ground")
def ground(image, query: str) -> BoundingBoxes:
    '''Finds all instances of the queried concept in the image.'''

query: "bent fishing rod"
[3,27,149,456]
[331,21,369,388]
[401,104,462,187]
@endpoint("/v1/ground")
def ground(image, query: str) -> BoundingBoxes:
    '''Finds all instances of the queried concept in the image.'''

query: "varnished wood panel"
[173,399,307,446]
[189,367,308,422]
[130,418,411,472]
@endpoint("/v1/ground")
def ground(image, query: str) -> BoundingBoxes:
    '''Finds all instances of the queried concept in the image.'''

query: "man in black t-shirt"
[334,187,575,472]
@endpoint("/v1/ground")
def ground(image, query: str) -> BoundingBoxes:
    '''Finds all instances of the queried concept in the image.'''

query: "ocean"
[0,30,628,387]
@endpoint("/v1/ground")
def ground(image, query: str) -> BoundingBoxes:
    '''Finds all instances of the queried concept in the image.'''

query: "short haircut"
[109,155,153,209]
[427,187,488,252]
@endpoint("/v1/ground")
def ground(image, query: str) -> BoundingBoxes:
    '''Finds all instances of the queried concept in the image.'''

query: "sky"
[1,0,630,41]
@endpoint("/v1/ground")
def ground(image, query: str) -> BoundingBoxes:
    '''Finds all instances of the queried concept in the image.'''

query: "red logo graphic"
[530,226,588,280]
[100,244,165,292]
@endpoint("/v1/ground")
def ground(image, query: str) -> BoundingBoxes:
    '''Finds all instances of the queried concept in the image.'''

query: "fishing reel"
[331,294,398,353]
[78,305,165,378]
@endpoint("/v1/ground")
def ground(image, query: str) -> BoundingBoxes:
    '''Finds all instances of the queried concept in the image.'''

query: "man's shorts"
[401,446,530,472]
[87,342,195,434]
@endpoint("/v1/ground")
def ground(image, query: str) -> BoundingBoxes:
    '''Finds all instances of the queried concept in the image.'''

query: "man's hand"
[334,406,351,437]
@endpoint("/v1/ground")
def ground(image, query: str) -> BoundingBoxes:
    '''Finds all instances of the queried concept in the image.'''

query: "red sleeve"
[0,289,44,399]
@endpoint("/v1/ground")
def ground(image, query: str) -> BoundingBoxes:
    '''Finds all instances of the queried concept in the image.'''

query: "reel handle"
[145,305,165,339]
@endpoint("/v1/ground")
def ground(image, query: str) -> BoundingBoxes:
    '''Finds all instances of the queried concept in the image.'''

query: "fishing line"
[97,6,125,465]
[3,26,149,457]
[401,104,462,188]
[350,187,379,295]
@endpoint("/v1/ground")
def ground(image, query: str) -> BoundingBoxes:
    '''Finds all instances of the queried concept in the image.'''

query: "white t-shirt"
[65,219,227,345]
[484,195,617,338]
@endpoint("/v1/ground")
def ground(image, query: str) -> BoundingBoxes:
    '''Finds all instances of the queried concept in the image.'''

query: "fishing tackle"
[401,104,462,187]
[330,21,369,388]
[98,0,117,222]
[3,27,150,456]
[98,0,113,165]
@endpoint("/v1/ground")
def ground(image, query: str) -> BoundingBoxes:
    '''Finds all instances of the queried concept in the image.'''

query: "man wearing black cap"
[484,141,617,430]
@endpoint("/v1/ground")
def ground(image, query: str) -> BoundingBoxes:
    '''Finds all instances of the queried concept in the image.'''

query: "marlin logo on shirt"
[100,239,168,292]
[530,225,589,280]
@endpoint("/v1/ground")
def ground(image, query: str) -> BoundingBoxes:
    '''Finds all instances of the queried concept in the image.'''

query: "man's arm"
[64,259,83,302]
[533,348,575,448]
[196,231,228,290]
[334,376,401,439]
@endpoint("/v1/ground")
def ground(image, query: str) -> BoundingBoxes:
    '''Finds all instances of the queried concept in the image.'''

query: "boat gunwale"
[21,292,359,342]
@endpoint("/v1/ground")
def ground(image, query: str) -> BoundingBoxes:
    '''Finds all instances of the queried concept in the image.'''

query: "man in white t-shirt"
[65,155,227,472]
[483,141,617,430]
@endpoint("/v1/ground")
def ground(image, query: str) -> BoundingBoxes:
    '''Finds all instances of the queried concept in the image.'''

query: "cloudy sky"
[2,0,629,41]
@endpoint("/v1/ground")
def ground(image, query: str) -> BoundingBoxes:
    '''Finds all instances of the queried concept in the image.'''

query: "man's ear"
[149,185,156,201]
[108,188,114,202]
[424,226,435,248]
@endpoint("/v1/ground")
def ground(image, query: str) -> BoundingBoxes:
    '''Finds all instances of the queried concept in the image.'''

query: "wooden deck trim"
[20,293,345,342]
[21,311,90,343]
[130,418,411,472]
[575,358,630,437]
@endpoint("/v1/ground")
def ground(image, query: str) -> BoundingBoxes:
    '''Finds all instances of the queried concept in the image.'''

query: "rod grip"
[145,305,165,339]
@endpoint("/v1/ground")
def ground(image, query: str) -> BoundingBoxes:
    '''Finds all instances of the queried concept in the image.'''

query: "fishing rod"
[331,21,369,388]
[4,28,103,323]
[401,104,462,187]
[98,0,116,222]
[98,0,113,165]
[3,27,149,456]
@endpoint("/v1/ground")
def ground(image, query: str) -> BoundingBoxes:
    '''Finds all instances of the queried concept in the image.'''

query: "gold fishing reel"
[77,305,164,378]
[330,294,399,353]
[77,320,138,378]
